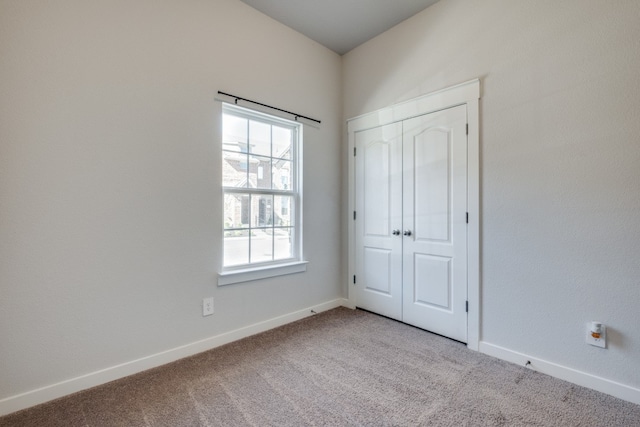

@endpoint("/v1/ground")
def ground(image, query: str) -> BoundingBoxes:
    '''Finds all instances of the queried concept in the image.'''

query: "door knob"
[392,229,401,236]
[403,230,412,236]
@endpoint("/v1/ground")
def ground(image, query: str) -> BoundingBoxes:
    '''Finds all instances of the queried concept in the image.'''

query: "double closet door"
[354,105,468,343]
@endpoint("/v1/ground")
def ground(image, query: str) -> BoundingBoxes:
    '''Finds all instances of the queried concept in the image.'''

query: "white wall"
[343,0,640,394]
[0,0,342,408]
[3,0,640,413]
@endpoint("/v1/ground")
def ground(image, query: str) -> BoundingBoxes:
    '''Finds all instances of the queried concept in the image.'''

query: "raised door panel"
[413,254,451,310]
[363,140,391,237]
[413,128,451,243]
[363,248,392,295]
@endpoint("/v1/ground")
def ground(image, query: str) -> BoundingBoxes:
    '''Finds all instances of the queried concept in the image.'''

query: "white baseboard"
[479,341,640,406]
[0,298,349,417]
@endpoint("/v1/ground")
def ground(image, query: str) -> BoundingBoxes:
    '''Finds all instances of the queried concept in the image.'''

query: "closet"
[347,81,480,345]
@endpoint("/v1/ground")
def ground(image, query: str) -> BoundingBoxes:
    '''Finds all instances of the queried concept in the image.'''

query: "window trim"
[218,261,308,286]
[219,103,304,284]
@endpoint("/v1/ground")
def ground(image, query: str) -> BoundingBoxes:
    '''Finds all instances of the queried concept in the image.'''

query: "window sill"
[218,261,308,286]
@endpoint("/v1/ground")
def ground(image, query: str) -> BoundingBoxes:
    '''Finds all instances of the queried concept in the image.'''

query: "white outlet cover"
[203,297,214,316]
[585,323,606,348]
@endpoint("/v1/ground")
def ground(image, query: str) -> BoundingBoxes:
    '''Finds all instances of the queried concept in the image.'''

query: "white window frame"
[218,103,306,286]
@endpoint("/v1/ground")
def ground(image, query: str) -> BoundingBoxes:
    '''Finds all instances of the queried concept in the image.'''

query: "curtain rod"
[217,91,321,124]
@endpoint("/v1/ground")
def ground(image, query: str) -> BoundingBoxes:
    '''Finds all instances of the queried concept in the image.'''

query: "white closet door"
[354,122,403,320]
[402,105,468,342]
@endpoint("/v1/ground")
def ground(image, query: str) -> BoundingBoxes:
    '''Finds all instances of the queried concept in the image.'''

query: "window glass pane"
[251,194,273,228]
[249,120,271,156]
[248,155,271,189]
[272,126,291,159]
[223,114,248,153]
[224,229,249,266]
[224,193,250,229]
[274,195,292,226]
[222,151,248,188]
[272,159,291,190]
[250,230,273,264]
[274,227,293,260]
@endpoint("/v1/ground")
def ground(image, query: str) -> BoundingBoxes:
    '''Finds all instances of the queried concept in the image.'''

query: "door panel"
[363,248,392,294]
[413,128,451,242]
[402,105,468,342]
[363,140,391,237]
[354,123,403,320]
[414,254,451,309]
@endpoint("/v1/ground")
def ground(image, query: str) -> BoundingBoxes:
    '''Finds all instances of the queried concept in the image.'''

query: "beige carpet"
[1,307,639,426]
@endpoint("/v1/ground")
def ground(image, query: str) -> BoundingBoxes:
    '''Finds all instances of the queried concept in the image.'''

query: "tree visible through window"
[222,104,301,268]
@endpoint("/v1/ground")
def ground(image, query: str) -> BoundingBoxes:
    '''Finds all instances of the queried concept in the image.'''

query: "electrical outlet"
[203,297,214,316]
[586,322,606,348]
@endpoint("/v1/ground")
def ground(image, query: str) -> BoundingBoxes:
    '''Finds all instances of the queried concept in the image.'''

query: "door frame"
[347,79,481,351]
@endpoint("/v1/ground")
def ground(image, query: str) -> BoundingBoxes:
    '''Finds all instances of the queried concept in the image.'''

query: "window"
[220,104,304,283]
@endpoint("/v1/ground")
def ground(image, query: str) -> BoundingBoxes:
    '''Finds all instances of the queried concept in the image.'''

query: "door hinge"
[466,212,469,223]
[353,275,356,284]
[353,211,356,220]
[466,300,469,313]
[466,123,469,135]
[354,147,356,156]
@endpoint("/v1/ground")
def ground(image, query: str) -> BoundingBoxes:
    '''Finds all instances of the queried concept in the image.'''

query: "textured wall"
[343,0,640,388]
[0,0,342,400]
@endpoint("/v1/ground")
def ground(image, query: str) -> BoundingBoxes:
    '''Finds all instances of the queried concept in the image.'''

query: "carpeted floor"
[1,307,639,426]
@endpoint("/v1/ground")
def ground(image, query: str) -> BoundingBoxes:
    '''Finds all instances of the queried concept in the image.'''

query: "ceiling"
[239,0,440,55]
